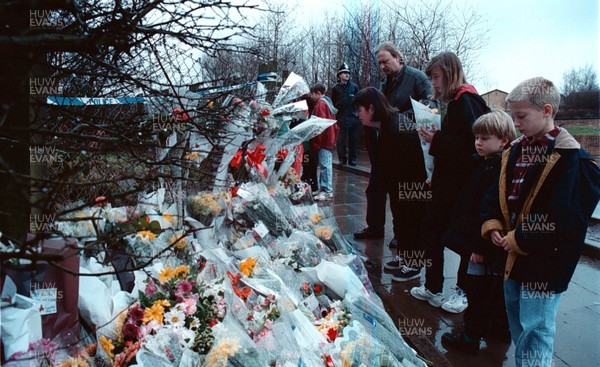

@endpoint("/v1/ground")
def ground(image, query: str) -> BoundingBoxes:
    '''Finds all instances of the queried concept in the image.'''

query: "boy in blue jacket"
[481,77,600,367]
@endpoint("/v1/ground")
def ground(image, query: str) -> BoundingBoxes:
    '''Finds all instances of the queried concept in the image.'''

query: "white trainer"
[441,287,468,313]
[410,285,445,307]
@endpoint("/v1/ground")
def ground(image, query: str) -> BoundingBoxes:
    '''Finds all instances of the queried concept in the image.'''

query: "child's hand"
[470,253,485,263]
[425,178,431,187]
[490,230,505,247]
[417,125,437,143]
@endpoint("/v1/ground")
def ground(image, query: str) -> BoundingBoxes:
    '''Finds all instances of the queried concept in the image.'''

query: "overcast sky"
[289,0,599,94]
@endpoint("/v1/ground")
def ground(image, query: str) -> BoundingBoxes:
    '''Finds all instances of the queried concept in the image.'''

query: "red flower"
[123,323,140,340]
[260,108,270,117]
[327,328,338,342]
[209,319,219,327]
[313,284,322,294]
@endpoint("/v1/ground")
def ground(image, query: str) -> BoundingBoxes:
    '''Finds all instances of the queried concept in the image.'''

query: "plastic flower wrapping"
[2,75,426,367]
[411,98,442,182]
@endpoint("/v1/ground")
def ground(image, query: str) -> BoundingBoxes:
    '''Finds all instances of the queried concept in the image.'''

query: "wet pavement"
[328,150,600,367]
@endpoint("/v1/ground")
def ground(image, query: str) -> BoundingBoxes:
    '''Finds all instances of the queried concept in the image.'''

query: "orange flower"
[239,257,257,277]
[158,267,176,283]
[136,230,157,241]
[143,302,167,325]
[99,335,115,358]
[174,265,190,278]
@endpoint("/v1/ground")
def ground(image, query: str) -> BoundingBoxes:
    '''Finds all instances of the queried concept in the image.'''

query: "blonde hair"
[472,110,517,143]
[376,42,404,64]
[506,77,561,118]
[425,52,467,102]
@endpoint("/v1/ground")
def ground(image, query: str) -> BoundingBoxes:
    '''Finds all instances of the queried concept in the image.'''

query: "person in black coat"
[331,63,360,166]
[410,52,490,309]
[353,87,430,281]
[441,110,516,353]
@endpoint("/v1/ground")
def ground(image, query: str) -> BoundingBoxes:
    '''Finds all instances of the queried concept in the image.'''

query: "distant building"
[481,89,508,111]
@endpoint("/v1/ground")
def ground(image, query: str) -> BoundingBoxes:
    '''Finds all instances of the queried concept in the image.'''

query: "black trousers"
[387,181,427,257]
[421,201,469,294]
[463,274,509,339]
[336,121,359,164]
[365,171,386,233]
[301,149,319,192]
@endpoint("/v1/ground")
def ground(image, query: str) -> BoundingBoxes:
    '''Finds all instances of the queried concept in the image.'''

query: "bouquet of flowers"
[95,264,226,366]
[186,192,223,226]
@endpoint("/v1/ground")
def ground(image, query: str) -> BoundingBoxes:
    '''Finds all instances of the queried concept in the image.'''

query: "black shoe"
[441,331,480,354]
[384,256,404,270]
[349,161,357,166]
[353,228,384,239]
[391,266,421,282]
[340,158,347,165]
[388,238,398,248]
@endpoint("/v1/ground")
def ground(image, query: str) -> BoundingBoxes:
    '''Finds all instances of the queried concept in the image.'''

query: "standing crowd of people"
[299,42,600,366]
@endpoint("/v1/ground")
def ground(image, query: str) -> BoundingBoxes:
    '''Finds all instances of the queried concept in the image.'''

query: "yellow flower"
[169,234,189,250]
[205,337,241,367]
[174,265,190,278]
[155,299,171,307]
[315,226,332,241]
[137,230,157,241]
[239,257,257,277]
[163,213,175,223]
[158,267,176,283]
[60,357,88,367]
[184,152,200,160]
[311,213,322,224]
[143,303,166,325]
[99,335,115,358]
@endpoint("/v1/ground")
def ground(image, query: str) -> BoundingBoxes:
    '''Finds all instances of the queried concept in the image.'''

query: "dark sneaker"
[441,331,480,354]
[384,256,404,270]
[349,161,357,166]
[391,266,421,282]
[388,238,398,248]
[353,228,384,240]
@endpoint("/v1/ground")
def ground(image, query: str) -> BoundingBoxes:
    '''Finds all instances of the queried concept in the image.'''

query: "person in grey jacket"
[355,42,431,283]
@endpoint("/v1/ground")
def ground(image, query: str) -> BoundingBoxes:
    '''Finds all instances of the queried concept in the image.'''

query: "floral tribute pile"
[1,74,425,367]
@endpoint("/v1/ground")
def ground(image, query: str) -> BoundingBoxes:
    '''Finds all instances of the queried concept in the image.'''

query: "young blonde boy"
[441,111,516,353]
[481,77,600,366]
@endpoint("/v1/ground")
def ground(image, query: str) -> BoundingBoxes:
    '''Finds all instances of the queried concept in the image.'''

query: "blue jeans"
[504,278,561,367]
[318,149,333,193]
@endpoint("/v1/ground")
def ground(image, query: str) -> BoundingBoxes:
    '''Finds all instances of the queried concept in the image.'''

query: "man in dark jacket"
[331,63,360,166]
[355,41,431,261]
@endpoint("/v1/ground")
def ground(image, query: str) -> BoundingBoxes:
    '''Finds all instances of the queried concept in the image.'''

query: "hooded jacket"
[310,96,339,151]
[481,129,600,292]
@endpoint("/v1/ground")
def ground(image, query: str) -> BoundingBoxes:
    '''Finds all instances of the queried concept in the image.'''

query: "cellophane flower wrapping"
[272,72,309,109]
[237,183,292,237]
[411,98,441,182]
[342,295,424,367]
[273,230,331,270]
[186,191,223,226]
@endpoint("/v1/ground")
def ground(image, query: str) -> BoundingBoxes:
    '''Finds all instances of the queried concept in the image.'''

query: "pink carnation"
[145,279,157,297]
[182,298,197,316]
